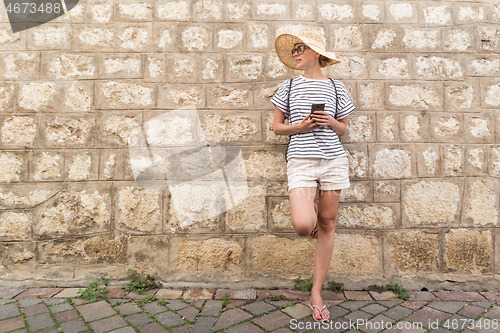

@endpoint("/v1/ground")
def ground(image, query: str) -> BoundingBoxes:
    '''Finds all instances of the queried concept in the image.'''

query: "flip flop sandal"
[309,303,329,321]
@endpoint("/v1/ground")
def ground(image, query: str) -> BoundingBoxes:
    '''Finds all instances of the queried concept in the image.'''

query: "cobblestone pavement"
[1,287,500,333]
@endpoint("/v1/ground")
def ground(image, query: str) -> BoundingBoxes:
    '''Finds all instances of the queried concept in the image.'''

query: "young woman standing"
[271,31,355,321]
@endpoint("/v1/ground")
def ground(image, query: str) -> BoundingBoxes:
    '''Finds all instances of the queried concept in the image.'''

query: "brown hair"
[319,55,329,67]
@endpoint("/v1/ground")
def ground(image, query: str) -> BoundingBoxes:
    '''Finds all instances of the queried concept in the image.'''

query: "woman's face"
[292,43,318,69]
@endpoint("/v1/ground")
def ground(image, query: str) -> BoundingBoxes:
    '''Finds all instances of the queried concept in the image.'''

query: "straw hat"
[275,31,341,70]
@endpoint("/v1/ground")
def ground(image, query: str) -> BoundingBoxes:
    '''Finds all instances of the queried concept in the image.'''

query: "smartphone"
[310,103,325,115]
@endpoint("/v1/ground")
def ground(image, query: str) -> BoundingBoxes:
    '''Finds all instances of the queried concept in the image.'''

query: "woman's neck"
[301,67,327,80]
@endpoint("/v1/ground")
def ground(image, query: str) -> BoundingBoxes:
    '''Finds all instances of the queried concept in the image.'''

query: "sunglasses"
[291,44,309,58]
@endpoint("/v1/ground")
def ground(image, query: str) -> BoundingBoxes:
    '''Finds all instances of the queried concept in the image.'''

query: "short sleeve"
[271,80,291,118]
[334,82,355,120]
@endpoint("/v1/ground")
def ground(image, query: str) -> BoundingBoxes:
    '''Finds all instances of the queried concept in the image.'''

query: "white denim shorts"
[286,156,350,192]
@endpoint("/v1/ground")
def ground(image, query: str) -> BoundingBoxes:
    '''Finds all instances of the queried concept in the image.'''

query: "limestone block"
[250,235,314,277]
[247,23,270,51]
[265,55,288,80]
[174,237,243,274]
[165,197,220,233]
[266,182,287,196]
[158,84,205,108]
[1,116,37,147]
[337,203,398,229]
[463,178,499,227]
[193,0,223,21]
[465,146,487,176]
[264,111,288,145]
[100,113,141,147]
[155,0,191,20]
[201,112,260,143]
[464,113,494,143]
[402,180,461,227]
[292,1,315,21]
[344,114,375,143]
[253,0,290,20]
[331,56,368,80]
[274,24,324,39]
[361,3,383,23]
[98,54,142,79]
[0,212,30,241]
[17,82,61,113]
[317,1,355,22]
[492,4,500,23]
[376,113,399,142]
[141,110,201,147]
[497,115,500,144]
[387,84,442,110]
[0,184,60,209]
[200,55,224,82]
[330,233,381,279]
[422,4,452,26]
[444,229,491,273]
[127,236,169,273]
[332,25,365,51]
[268,197,291,231]
[179,24,212,52]
[73,25,115,52]
[225,184,266,232]
[370,145,415,179]
[369,26,400,52]
[477,26,500,52]
[370,56,409,79]
[166,53,198,83]
[96,81,155,109]
[444,82,478,111]
[0,52,39,80]
[483,80,500,108]
[115,186,162,233]
[387,232,439,273]
[358,82,382,109]
[489,146,500,177]
[41,53,97,80]
[32,152,64,181]
[116,23,152,52]
[87,1,114,23]
[34,189,111,238]
[99,150,125,181]
[116,1,153,21]
[244,149,286,181]
[254,82,280,110]
[402,28,440,51]
[226,54,263,82]
[414,56,464,80]
[27,25,71,50]
[67,151,99,181]
[344,144,368,179]
[43,116,94,147]
[0,152,25,183]
[225,1,251,22]
[455,4,486,24]
[38,235,123,264]
[64,81,93,113]
[430,114,463,142]
[341,181,371,202]
[467,57,500,77]
[442,145,465,177]
[207,83,252,109]
[416,144,441,177]
[444,28,473,52]
[216,26,244,50]
[386,2,418,23]
[400,112,430,143]
[0,83,15,112]
[0,24,26,51]
[374,180,400,202]
[0,242,35,274]
[52,0,85,23]
[153,23,177,52]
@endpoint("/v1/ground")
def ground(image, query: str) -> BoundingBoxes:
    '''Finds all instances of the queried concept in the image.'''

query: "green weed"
[77,276,109,303]
[122,269,160,294]
[294,276,313,293]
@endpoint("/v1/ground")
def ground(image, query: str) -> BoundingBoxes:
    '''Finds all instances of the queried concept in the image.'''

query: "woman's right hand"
[297,114,320,133]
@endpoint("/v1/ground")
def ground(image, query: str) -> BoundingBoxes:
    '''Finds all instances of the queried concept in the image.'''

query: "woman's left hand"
[310,111,335,127]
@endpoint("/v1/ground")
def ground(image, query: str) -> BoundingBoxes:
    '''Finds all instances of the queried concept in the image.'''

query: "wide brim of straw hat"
[275,32,341,70]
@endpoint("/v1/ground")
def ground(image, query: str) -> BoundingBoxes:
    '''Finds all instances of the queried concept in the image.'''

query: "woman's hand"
[297,114,320,133]
[310,111,334,127]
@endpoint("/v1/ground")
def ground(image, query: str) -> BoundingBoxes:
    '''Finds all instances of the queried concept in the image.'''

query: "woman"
[271,31,355,321]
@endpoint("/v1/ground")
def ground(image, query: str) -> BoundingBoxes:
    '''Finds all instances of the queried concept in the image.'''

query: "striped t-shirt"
[271,75,355,160]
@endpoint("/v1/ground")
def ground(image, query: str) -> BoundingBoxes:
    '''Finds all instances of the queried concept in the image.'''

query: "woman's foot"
[309,294,329,321]
[310,199,319,239]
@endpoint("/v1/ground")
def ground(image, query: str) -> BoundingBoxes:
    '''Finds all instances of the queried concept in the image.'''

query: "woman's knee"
[292,219,314,237]
[318,215,337,232]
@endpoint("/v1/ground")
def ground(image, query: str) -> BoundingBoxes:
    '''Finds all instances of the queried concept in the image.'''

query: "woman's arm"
[310,111,348,136]
[272,106,319,136]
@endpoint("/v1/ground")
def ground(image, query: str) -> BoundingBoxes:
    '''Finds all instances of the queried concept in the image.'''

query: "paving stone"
[0,288,25,299]
[54,309,79,323]
[457,304,486,319]
[199,300,223,316]
[52,288,81,298]
[0,316,25,333]
[155,310,186,327]
[109,299,131,306]
[49,302,74,314]
[19,298,43,307]
[189,316,216,333]
[401,301,428,310]
[127,290,158,300]
[340,301,374,311]
[44,298,67,306]
[406,306,450,329]
[322,290,347,301]
[192,300,205,308]
[281,302,311,319]
[483,306,500,320]
[109,327,136,333]
[226,321,265,333]
[170,324,190,333]
[106,288,126,299]
[16,288,62,299]
[177,305,199,321]
[480,292,500,302]
[406,291,439,301]
[0,303,21,320]
[138,322,169,333]
[251,310,291,331]
[266,300,289,308]
[33,328,58,333]
[156,289,183,299]
[226,300,248,309]
[361,303,387,315]
[344,291,373,301]
[345,309,373,321]
[242,301,276,315]
[165,299,189,311]
[142,301,167,315]
[212,308,253,331]
[59,318,89,333]
[23,302,49,316]
[433,292,488,302]
[361,314,396,333]
[183,288,215,300]
[370,291,399,301]
[26,313,55,331]
[428,301,466,314]
[273,328,295,333]
[383,305,413,320]
[429,328,453,333]
[443,314,470,331]
[90,315,128,333]
[0,299,14,305]
[378,300,403,307]
[126,312,153,326]
[329,305,350,318]
[257,289,310,301]
[215,288,257,300]
[71,299,88,306]
[472,301,494,308]
[78,300,117,322]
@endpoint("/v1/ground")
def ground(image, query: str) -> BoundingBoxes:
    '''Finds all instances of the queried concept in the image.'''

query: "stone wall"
[0,0,499,290]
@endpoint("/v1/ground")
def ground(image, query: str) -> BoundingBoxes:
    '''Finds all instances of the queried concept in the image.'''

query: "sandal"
[310,199,319,239]
[308,303,329,321]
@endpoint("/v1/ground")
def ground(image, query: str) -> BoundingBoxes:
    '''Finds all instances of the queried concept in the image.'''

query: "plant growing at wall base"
[389,282,409,301]
[327,280,344,293]
[122,269,160,294]
[294,276,313,292]
[77,276,109,303]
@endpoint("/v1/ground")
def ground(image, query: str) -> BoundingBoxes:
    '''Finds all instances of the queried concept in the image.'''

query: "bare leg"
[288,187,317,237]
[309,189,341,320]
